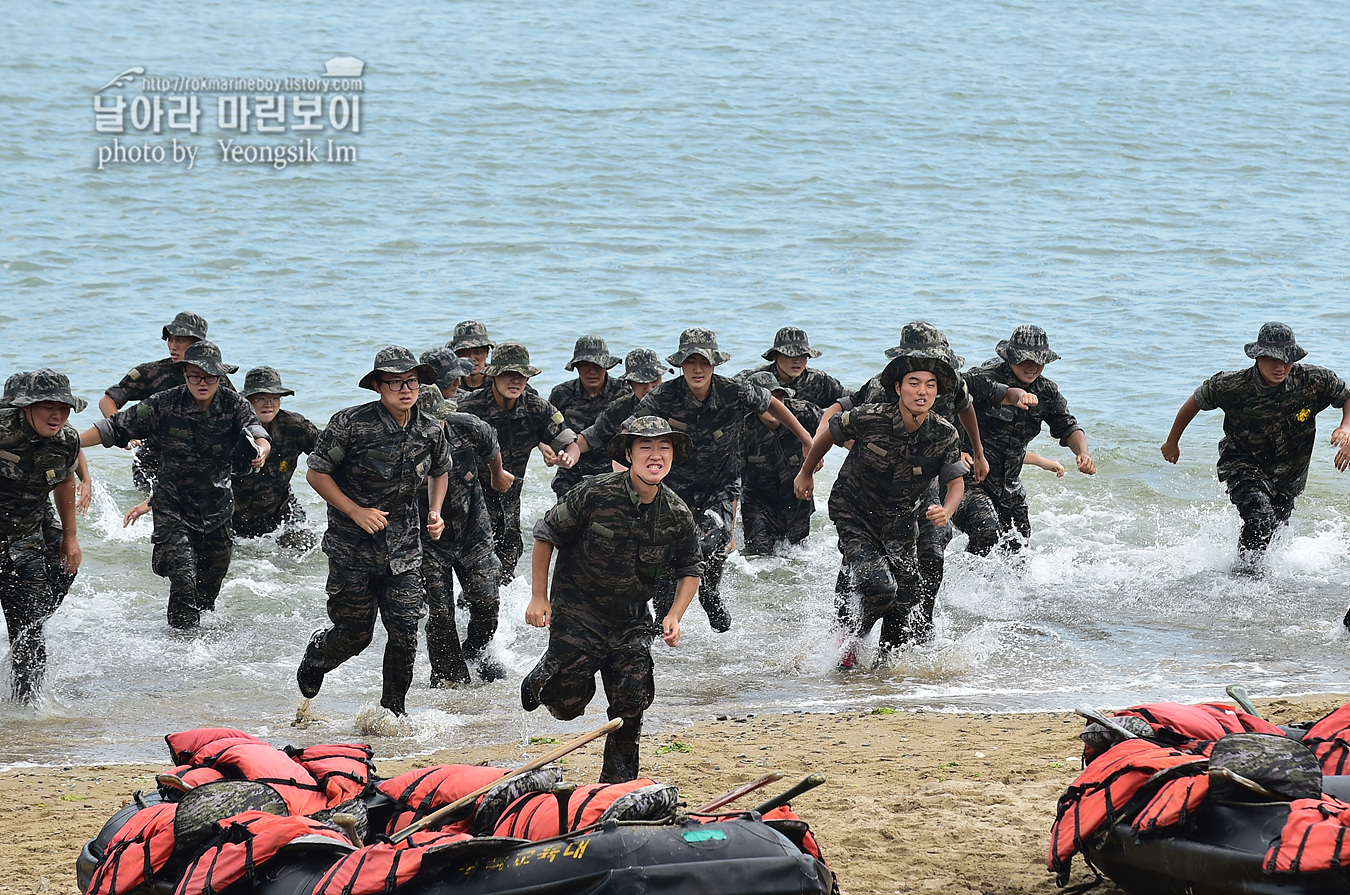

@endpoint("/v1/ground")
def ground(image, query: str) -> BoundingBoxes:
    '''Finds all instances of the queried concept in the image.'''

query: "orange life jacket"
[1049,738,1205,883]
[181,739,330,815]
[86,802,178,895]
[285,743,376,804]
[173,810,351,895]
[165,728,261,765]
[1098,703,1281,756]
[1263,796,1350,873]
[311,829,473,895]
[375,765,511,836]
[1130,768,1210,834]
[761,804,827,864]
[1301,703,1350,775]
[491,779,659,840]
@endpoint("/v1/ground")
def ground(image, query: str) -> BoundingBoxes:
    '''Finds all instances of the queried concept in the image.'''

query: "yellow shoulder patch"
[551,411,564,425]
[127,368,141,380]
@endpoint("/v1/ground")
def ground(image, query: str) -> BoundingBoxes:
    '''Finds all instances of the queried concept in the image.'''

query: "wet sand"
[4,694,1345,895]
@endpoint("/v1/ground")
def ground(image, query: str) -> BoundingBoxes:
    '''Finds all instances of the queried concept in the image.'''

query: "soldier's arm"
[764,396,813,451]
[54,470,81,574]
[957,405,989,483]
[489,454,514,492]
[426,472,448,540]
[1161,396,1201,464]
[526,540,554,628]
[98,395,120,418]
[794,421,838,501]
[307,469,387,533]
[662,576,699,647]
[75,449,93,514]
[1067,429,1095,475]
[1332,399,1350,472]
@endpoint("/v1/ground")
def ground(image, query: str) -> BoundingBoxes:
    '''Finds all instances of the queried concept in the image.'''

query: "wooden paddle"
[692,772,785,813]
[388,718,623,843]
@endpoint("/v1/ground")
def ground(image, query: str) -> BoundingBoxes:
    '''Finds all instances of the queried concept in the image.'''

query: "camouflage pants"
[41,502,76,604]
[484,477,525,582]
[880,481,950,645]
[521,612,654,783]
[833,514,922,649]
[302,559,422,715]
[131,441,159,494]
[421,539,501,687]
[953,483,1030,556]
[1226,473,1298,555]
[740,487,813,556]
[232,491,316,551]
[0,529,64,702]
[150,516,233,630]
[655,493,733,632]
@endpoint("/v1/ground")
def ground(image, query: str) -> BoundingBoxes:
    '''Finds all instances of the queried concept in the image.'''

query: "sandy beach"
[4,694,1346,895]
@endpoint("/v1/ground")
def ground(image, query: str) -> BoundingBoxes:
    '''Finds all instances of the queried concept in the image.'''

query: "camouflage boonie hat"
[621,348,672,383]
[565,335,622,371]
[607,415,693,464]
[161,311,209,342]
[1245,322,1307,364]
[761,326,821,361]
[667,328,731,367]
[1,371,31,407]
[421,347,476,383]
[447,320,496,353]
[241,366,295,398]
[884,321,966,369]
[879,354,958,396]
[749,370,793,398]
[996,325,1061,366]
[482,342,541,379]
[358,345,437,392]
[178,341,239,377]
[9,368,87,412]
[1208,732,1322,801]
[416,381,455,420]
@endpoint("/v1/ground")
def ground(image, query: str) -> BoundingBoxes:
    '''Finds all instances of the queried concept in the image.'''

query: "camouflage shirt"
[1194,363,1350,491]
[827,404,965,538]
[0,407,80,539]
[94,385,267,532]
[533,471,703,616]
[580,390,642,457]
[734,364,848,408]
[437,411,500,542]
[549,374,631,480]
[844,373,973,428]
[307,401,452,574]
[456,387,576,478]
[232,409,319,527]
[103,358,235,408]
[634,375,772,503]
[964,359,1079,501]
[740,396,823,497]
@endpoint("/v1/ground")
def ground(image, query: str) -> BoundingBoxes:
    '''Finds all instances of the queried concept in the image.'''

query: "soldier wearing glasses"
[82,342,269,630]
[296,347,451,716]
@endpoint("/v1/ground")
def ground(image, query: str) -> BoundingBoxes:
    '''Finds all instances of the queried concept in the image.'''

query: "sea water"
[2,0,1350,765]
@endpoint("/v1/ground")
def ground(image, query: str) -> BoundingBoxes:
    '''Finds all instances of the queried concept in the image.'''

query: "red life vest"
[761,805,827,865]
[311,829,472,895]
[1301,703,1350,775]
[87,802,178,895]
[183,739,330,815]
[285,743,376,804]
[376,765,510,836]
[173,810,351,895]
[1264,796,1350,873]
[165,728,261,765]
[1048,738,1205,883]
[1130,768,1210,834]
[1112,702,1282,748]
[491,779,662,840]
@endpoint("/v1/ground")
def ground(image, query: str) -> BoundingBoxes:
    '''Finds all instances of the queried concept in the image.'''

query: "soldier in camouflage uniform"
[420,349,477,403]
[1161,322,1350,570]
[574,348,672,467]
[549,336,629,500]
[447,321,496,399]
[98,312,235,492]
[83,342,270,630]
[414,386,513,686]
[795,356,966,665]
[954,325,1095,555]
[0,370,84,702]
[457,343,579,582]
[632,328,814,632]
[297,347,451,716]
[522,417,703,783]
[231,367,319,550]
[734,326,848,408]
[739,371,822,554]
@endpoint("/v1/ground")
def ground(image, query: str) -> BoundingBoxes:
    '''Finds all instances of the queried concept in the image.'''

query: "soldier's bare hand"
[1332,426,1350,447]
[60,535,82,575]
[349,506,388,533]
[794,472,814,500]
[662,617,682,648]
[1076,453,1096,475]
[426,511,445,540]
[1161,440,1180,464]
[123,500,150,528]
[126,439,142,450]
[971,453,990,483]
[925,504,950,527]
[492,469,515,492]
[555,444,581,470]
[77,478,93,514]
[1336,443,1350,473]
[539,444,558,467]
[251,439,271,469]
[525,594,551,628]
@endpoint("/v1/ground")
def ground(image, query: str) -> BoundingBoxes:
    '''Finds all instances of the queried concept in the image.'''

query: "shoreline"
[5,694,1347,895]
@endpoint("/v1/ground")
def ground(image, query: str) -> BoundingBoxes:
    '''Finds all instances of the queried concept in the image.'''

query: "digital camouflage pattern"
[524,470,702,782]
[760,325,822,361]
[447,320,495,353]
[1209,732,1322,801]
[620,348,670,384]
[565,335,622,371]
[151,520,233,628]
[240,366,295,397]
[665,327,732,367]
[357,345,436,392]
[581,391,641,461]
[995,324,1061,366]
[0,407,80,540]
[549,373,630,496]
[738,393,821,554]
[1244,322,1308,364]
[606,414,694,463]
[734,363,847,409]
[231,408,319,541]
[161,311,209,341]
[846,373,972,427]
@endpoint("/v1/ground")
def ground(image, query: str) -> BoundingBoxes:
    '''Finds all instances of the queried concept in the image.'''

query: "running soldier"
[415,386,513,686]
[522,417,703,782]
[633,328,814,631]
[457,343,579,583]
[1,370,84,702]
[231,367,319,550]
[82,342,270,629]
[549,336,628,500]
[98,312,234,492]
[421,349,477,403]
[734,326,847,408]
[739,371,822,554]
[574,348,671,469]
[1161,322,1350,572]
[954,325,1095,555]
[447,321,495,399]
[794,355,966,666]
[296,347,450,716]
